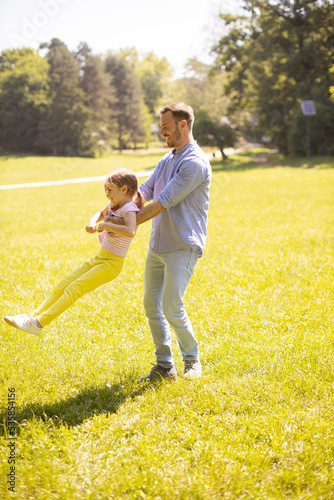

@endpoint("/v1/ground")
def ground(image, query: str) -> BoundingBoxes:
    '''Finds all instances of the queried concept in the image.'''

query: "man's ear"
[179,119,187,130]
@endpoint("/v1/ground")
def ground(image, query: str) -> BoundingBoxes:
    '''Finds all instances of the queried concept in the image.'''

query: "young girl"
[4,168,143,336]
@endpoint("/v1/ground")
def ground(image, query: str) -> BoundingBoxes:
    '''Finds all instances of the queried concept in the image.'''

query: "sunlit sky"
[0,0,242,78]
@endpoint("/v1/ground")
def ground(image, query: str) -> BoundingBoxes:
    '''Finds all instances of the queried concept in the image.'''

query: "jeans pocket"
[186,247,199,271]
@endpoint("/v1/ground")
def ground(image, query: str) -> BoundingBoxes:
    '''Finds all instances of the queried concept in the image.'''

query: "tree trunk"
[220,146,228,161]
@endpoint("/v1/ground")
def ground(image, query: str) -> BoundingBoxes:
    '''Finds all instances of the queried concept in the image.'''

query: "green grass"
[211,148,334,171]
[0,151,165,186]
[0,151,334,499]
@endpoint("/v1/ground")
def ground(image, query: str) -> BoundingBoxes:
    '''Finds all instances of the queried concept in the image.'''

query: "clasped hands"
[85,213,123,235]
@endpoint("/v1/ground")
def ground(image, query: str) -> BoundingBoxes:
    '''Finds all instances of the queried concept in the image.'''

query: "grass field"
[0,150,164,186]
[0,150,334,499]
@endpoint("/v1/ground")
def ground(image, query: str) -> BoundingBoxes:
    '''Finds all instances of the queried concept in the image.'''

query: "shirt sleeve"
[139,162,161,202]
[158,158,208,209]
[120,202,140,215]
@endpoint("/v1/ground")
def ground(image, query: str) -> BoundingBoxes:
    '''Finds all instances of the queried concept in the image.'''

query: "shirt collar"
[172,140,196,158]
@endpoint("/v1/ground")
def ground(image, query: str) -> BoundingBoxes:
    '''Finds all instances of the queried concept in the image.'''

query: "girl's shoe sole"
[4,316,17,328]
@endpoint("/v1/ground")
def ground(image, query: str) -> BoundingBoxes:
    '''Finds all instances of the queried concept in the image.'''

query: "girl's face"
[105,183,128,207]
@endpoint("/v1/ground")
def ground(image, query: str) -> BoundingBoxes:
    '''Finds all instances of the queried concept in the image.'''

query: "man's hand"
[86,221,97,233]
[104,213,124,225]
[97,223,107,233]
[104,202,165,228]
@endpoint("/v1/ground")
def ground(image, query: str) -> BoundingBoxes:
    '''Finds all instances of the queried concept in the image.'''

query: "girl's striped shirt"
[99,201,139,257]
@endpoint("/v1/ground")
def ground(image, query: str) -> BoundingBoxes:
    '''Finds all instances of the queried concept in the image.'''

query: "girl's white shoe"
[3,313,25,327]
[4,314,42,336]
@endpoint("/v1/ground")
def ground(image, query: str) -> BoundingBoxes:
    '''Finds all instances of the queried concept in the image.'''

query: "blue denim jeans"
[143,246,200,369]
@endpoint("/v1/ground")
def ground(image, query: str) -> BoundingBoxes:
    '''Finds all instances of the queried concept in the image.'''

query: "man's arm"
[136,201,166,225]
[105,201,165,227]
[158,159,208,210]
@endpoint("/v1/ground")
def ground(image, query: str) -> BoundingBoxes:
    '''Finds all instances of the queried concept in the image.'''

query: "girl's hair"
[104,168,143,210]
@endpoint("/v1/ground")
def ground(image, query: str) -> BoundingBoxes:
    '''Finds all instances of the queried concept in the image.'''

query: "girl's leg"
[37,251,124,327]
[32,258,96,317]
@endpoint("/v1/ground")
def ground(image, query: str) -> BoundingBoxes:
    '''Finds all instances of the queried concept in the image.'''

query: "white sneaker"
[4,314,26,328]
[184,360,202,378]
[4,314,42,336]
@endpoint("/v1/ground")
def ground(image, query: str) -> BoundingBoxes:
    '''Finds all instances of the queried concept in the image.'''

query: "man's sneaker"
[138,363,177,383]
[4,314,42,336]
[184,360,202,378]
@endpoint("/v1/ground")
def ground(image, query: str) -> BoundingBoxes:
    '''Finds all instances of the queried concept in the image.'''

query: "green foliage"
[116,48,173,143]
[169,59,238,155]
[329,65,334,103]
[0,152,334,498]
[288,101,334,156]
[139,101,154,148]
[0,43,173,156]
[0,48,50,152]
[132,50,173,116]
[105,53,145,151]
[193,109,237,159]
[36,39,89,156]
[169,58,229,122]
[212,0,334,154]
[77,46,115,157]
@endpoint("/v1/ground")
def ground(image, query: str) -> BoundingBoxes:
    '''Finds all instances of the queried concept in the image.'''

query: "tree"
[288,101,334,155]
[193,110,237,160]
[0,48,49,152]
[169,59,229,122]
[135,52,173,115]
[329,65,334,103]
[212,0,334,154]
[105,53,144,151]
[118,48,173,116]
[37,38,88,156]
[76,43,114,156]
[167,58,237,156]
[77,43,113,123]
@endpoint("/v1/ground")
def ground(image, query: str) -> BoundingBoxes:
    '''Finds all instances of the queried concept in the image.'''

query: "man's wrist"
[136,201,165,226]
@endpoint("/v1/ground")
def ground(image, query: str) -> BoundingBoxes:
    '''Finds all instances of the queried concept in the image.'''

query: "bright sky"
[0,0,242,78]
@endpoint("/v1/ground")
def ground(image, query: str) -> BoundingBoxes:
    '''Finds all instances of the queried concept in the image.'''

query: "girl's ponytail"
[134,190,144,210]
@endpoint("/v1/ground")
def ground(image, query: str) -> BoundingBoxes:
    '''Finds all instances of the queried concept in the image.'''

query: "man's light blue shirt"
[139,141,212,257]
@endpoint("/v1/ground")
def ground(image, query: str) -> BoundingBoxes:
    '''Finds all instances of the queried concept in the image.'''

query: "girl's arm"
[97,210,137,238]
[86,205,109,233]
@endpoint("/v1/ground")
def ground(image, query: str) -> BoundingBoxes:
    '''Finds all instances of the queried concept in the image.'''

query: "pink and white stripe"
[99,201,139,257]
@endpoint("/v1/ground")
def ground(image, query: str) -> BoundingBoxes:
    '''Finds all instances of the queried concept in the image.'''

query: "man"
[109,103,211,381]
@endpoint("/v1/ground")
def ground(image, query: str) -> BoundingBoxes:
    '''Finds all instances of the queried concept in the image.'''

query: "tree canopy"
[0,41,172,156]
[212,0,334,154]
[0,4,333,158]
[0,48,49,152]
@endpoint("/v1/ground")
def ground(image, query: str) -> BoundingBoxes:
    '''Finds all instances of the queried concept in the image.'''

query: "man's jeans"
[143,246,200,369]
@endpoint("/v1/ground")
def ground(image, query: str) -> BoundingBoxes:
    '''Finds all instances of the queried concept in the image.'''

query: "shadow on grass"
[0,152,37,160]
[210,149,272,172]
[0,380,156,434]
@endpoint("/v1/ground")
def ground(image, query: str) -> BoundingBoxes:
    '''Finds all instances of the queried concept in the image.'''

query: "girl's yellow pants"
[33,248,124,327]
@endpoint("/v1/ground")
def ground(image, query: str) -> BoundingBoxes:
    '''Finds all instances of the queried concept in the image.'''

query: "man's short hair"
[159,103,194,130]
